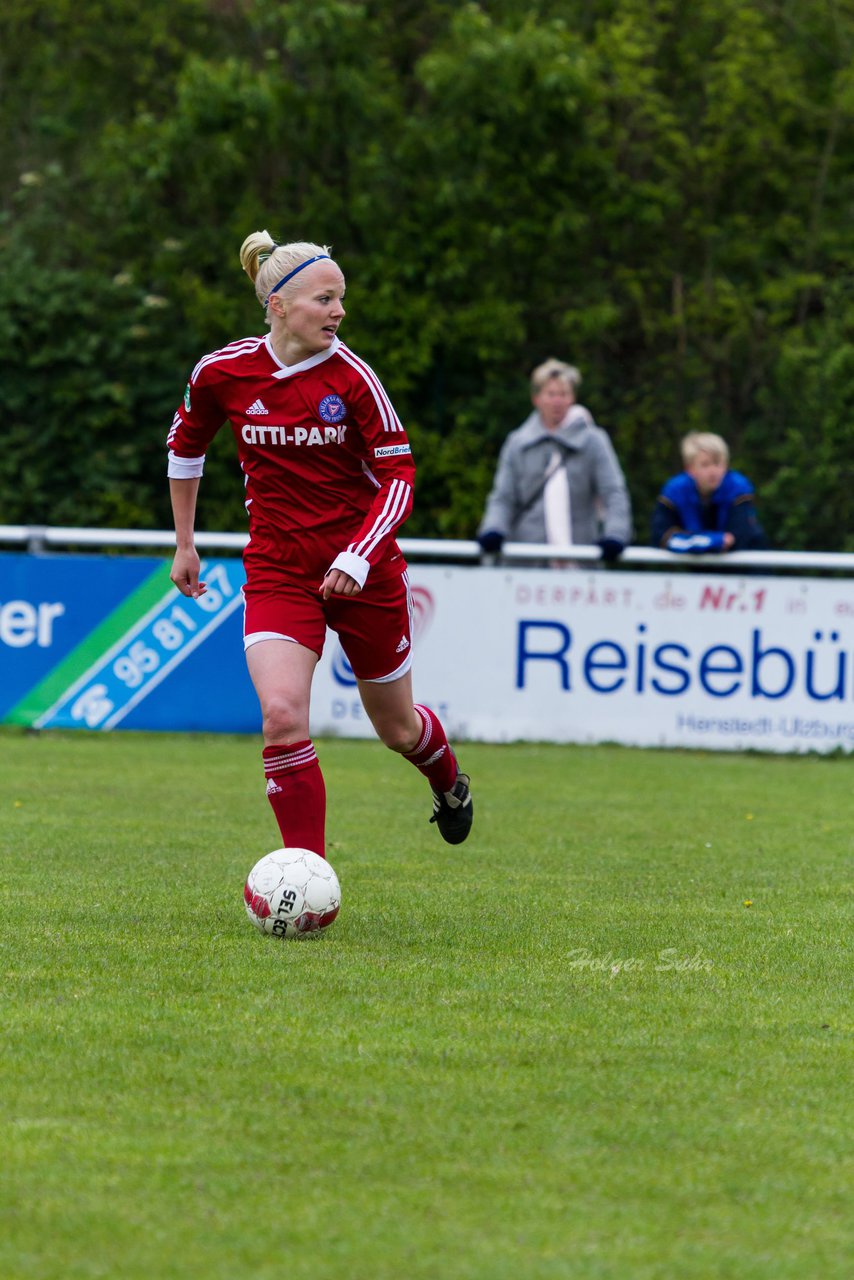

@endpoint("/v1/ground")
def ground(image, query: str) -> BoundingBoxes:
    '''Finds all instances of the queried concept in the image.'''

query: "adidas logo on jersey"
[395,634,410,653]
[245,399,269,415]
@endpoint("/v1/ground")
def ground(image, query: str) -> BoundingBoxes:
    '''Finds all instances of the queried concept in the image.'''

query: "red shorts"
[242,567,413,682]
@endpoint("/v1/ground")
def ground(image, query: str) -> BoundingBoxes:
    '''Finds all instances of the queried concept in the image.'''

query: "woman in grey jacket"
[477,359,632,562]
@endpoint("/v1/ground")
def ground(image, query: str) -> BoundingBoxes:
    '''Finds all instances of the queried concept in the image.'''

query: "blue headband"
[264,254,331,306]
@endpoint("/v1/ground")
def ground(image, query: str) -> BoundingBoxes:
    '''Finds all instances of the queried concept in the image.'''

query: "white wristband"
[328,550,371,588]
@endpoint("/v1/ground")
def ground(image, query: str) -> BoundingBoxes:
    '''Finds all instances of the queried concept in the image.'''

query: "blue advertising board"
[0,552,258,732]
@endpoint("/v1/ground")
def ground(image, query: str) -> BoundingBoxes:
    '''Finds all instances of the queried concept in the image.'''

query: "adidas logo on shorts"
[395,635,410,653]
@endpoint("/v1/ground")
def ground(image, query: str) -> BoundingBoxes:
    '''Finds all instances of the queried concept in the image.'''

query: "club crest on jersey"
[318,393,347,424]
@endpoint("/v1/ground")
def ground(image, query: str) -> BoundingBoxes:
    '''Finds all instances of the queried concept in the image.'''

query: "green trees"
[2,0,853,547]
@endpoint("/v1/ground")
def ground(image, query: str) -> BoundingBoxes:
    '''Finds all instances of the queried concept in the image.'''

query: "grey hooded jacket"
[478,404,632,545]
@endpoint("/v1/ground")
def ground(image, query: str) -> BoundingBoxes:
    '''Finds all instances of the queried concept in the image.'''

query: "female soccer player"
[166,231,472,857]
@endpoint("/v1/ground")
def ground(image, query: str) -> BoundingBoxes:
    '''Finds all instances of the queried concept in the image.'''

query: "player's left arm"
[324,362,416,593]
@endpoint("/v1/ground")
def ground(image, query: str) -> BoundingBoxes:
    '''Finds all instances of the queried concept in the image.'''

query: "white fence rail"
[1,524,854,572]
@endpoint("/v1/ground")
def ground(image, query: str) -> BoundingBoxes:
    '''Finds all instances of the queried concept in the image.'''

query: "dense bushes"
[2,0,853,547]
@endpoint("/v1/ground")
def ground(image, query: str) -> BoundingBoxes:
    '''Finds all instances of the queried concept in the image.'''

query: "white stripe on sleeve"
[349,477,410,559]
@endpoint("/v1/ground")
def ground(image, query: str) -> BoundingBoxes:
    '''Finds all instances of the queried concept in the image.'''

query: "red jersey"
[167,334,415,588]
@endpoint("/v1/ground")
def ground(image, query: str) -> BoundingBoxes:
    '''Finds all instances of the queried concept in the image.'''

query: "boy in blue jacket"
[652,432,768,554]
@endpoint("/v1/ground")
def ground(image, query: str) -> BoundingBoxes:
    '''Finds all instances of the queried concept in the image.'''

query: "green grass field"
[0,728,851,1280]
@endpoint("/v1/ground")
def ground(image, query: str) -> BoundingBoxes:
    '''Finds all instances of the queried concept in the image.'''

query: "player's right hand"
[170,548,207,598]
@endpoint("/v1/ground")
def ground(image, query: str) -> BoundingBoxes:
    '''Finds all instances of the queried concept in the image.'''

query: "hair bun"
[239,230,276,282]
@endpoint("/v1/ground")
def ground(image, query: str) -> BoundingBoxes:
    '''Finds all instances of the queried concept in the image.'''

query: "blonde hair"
[681,431,729,467]
[530,358,581,396]
[239,230,334,321]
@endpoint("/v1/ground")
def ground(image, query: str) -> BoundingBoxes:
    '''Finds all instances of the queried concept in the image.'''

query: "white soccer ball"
[243,848,341,939]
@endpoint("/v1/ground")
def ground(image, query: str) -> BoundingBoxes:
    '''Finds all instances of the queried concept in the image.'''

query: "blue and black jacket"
[652,470,768,554]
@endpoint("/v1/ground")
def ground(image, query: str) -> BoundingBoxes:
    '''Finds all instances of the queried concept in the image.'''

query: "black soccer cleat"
[429,772,473,845]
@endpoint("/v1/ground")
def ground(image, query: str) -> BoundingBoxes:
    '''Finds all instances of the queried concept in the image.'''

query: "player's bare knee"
[379,721,421,754]
[261,697,305,744]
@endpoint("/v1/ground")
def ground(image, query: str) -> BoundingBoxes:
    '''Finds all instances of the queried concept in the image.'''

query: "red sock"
[263,741,327,859]
[403,705,458,795]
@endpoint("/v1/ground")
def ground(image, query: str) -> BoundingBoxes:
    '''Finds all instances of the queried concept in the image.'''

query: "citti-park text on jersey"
[241,423,348,447]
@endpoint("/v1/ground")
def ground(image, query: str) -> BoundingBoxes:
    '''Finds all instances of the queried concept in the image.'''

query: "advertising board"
[3,552,853,752]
